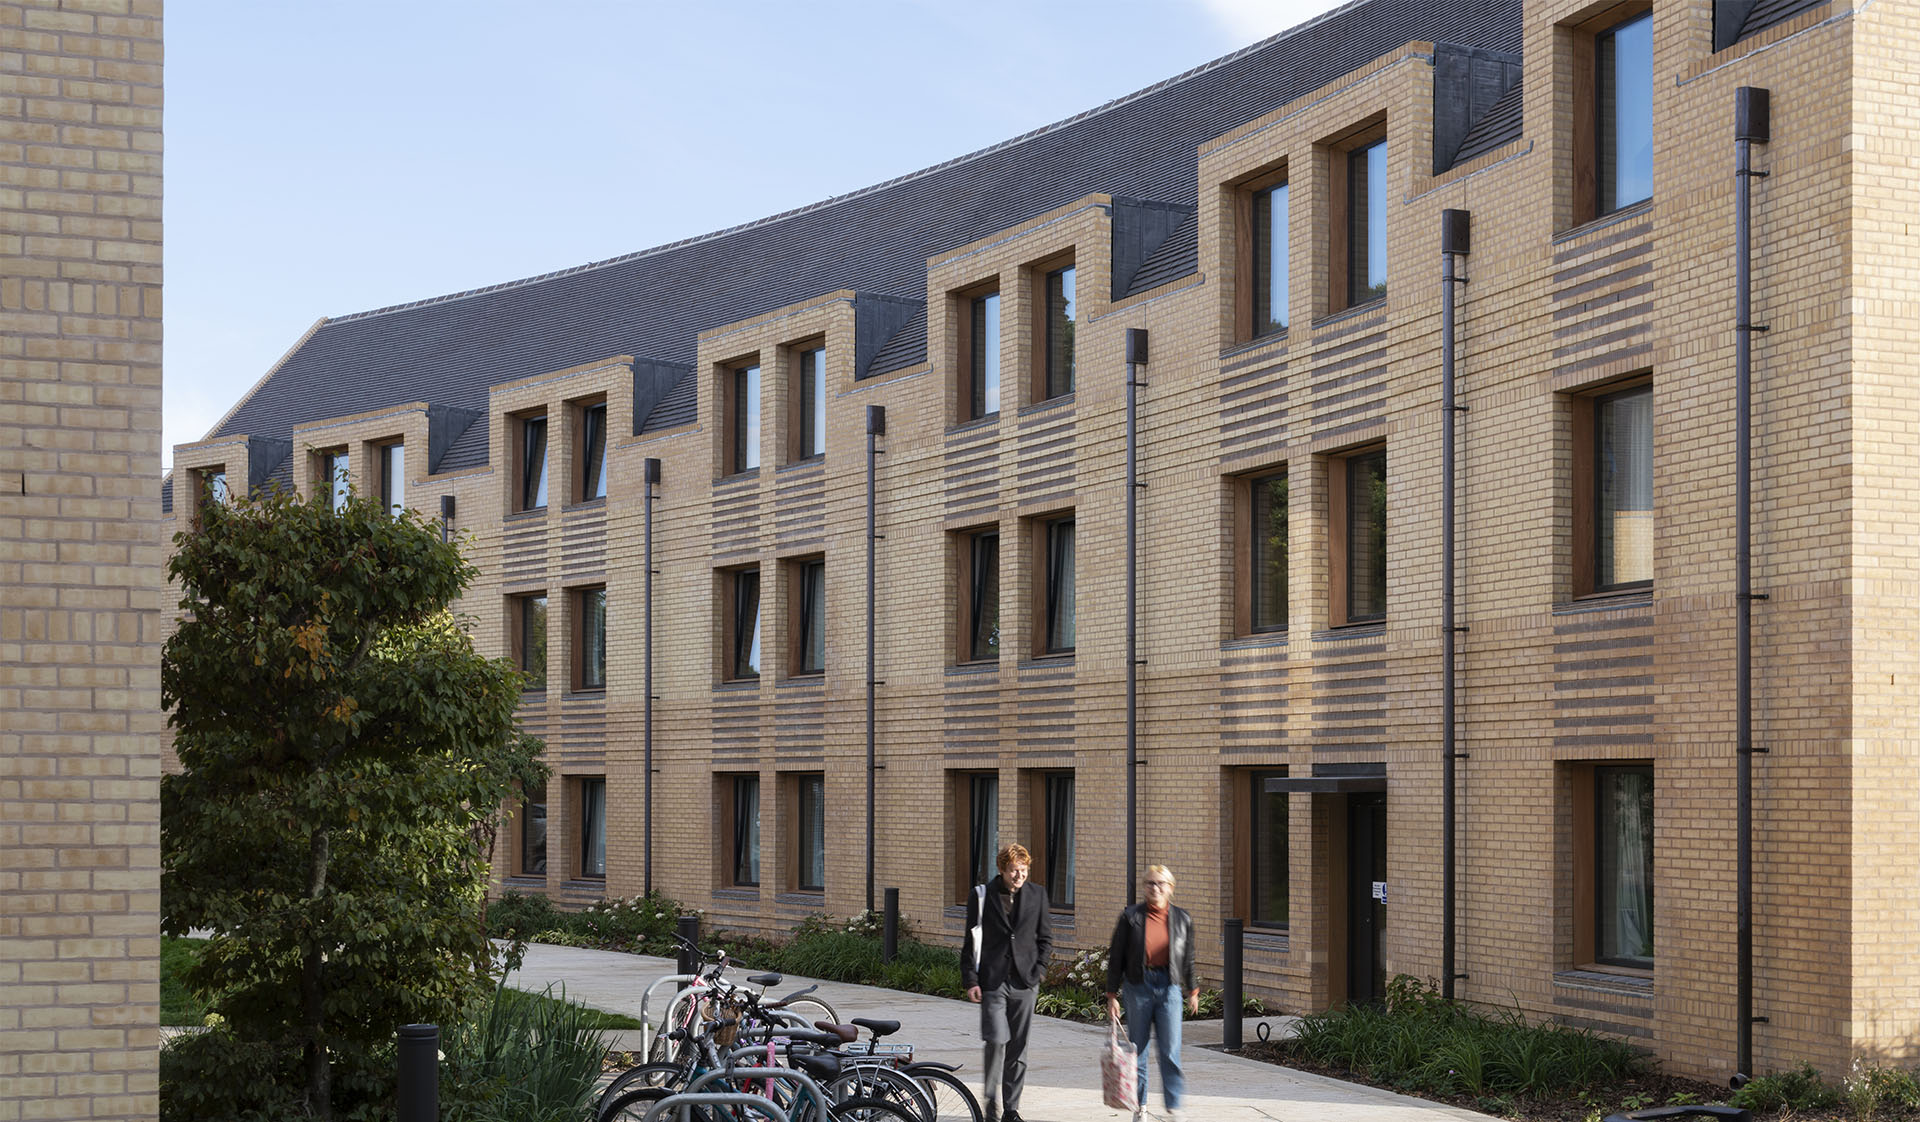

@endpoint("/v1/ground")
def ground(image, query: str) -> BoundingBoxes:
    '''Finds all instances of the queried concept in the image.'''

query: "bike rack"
[639,1091,789,1122]
[637,973,697,1059]
[684,1061,836,1111]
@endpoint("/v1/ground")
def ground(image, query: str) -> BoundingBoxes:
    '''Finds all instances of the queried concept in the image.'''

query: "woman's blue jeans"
[1121,967,1184,1110]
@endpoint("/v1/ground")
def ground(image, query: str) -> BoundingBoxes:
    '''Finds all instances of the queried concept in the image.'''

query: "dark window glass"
[732,775,760,886]
[1252,182,1289,334]
[1251,771,1289,927]
[733,365,761,473]
[1347,450,1387,623]
[798,347,826,459]
[732,569,761,679]
[1251,472,1288,631]
[322,450,350,512]
[380,443,405,517]
[520,418,548,510]
[1596,765,1654,966]
[1598,12,1653,214]
[1044,772,1075,908]
[519,783,547,876]
[969,531,1000,661]
[1044,266,1076,398]
[582,403,607,500]
[1349,140,1387,306]
[970,292,1001,418]
[1596,384,1653,589]
[578,588,606,690]
[580,777,605,878]
[798,774,826,891]
[520,595,547,691]
[1045,518,1076,653]
[968,773,999,889]
[797,560,825,675]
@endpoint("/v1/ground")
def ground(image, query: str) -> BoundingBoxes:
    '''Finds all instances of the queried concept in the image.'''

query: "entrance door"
[1345,792,1387,1005]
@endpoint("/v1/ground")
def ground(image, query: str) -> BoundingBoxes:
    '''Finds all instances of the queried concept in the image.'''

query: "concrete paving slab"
[506,942,1497,1122]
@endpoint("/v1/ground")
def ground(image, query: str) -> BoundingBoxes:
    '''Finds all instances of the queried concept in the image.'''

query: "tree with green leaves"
[160,486,544,1122]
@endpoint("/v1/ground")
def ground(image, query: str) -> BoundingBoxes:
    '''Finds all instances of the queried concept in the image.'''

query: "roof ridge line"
[326,0,1373,327]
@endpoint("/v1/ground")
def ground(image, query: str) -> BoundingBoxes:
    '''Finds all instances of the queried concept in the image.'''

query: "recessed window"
[1042,516,1076,654]
[518,415,549,511]
[578,776,606,879]
[1037,771,1075,909]
[727,568,762,680]
[580,402,607,501]
[513,593,547,691]
[730,363,762,474]
[958,528,1000,663]
[320,448,349,512]
[1572,761,1654,969]
[1042,265,1076,399]
[1331,447,1386,626]
[378,442,404,517]
[729,774,761,887]
[793,346,826,461]
[1243,471,1288,634]
[961,289,1002,421]
[955,771,998,901]
[575,587,606,691]
[1250,771,1289,928]
[792,558,825,676]
[1597,11,1653,215]
[517,782,547,877]
[193,465,229,527]
[1346,139,1387,308]
[794,772,826,892]
[1248,177,1290,336]
[1571,379,1652,597]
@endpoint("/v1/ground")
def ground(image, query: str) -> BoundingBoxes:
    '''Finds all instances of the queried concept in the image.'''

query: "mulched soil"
[1235,1040,1767,1121]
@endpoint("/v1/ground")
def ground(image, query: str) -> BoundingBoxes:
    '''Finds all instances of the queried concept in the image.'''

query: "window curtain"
[1598,386,1653,587]
[581,589,606,689]
[583,404,607,499]
[522,418,548,509]
[580,778,605,878]
[734,571,761,678]
[1599,767,1654,963]
[802,775,826,891]
[969,774,998,888]
[733,776,760,885]
[800,561,825,673]
[1048,520,1076,650]
[971,533,999,660]
[1045,774,1075,907]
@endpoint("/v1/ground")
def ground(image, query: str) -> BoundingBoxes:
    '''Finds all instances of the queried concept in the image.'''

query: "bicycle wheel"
[826,1065,934,1122]
[594,1061,683,1122]
[825,1095,924,1122]
[780,994,842,1027]
[601,1086,733,1122]
[905,1066,982,1122]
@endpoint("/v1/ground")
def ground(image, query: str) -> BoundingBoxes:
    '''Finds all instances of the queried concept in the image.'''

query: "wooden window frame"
[1235,469,1289,635]
[1569,759,1655,973]
[1030,513,1076,657]
[788,342,828,464]
[723,566,762,681]
[1230,768,1290,930]
[514,780,548,879]
[315,447,350,512]
[574,396,608,504]
[573,775,607,880]
[950,769,999,903]
[192,465,229,528]
[954,283,1002,424]
[725,361,762,476]
[376,440,405,516]
[513,412,549,512]
[1570,375,1653,598]
[1325,118,1388,316]
[1327,444,1386,628]
[572,585,606,693]
[785,771,827,894]
[510,592,547,692]
[718,772,762,888]
[1233,164,1290,341]
[1030,254,1077,402]
[954,526,1001,664]
[1567,1,1653,225]
[1024,769,1076,911]
[787,556,826,677]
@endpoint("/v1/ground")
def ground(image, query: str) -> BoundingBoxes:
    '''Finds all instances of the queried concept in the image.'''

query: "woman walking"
[1104,864,1199,1122]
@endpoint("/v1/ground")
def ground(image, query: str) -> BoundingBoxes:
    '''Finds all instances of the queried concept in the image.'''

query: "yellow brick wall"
[0,1,164,1119]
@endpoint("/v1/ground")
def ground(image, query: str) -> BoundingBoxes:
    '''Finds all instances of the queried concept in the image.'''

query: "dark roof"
[208,0,1523,477]
[1120,210,1199,299]
[1452,77,1523,166]
[1739,0,1828,40]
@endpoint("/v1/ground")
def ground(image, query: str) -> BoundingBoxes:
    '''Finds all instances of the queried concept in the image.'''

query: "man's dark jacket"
[1104,902,1197,994]
[961,875,1053,991]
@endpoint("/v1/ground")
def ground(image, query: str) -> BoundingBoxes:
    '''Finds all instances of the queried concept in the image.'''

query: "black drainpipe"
[865,405,886,914]
[642,457,660,897]
[1125,328,1148,904]
[1733,85,1771,1083]
[1440,209,1470,1000]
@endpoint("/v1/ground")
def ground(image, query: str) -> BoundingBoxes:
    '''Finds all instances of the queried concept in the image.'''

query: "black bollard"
[882,887,899,964]
[397,1023,438,1122]
[1222,918,1244,1050]
[676,914,701,987]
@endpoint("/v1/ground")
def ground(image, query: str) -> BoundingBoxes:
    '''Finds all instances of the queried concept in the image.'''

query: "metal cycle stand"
[639,1092,789,1122]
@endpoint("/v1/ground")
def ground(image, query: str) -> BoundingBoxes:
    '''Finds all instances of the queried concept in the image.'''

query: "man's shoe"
[984,1101,999,1122]
[1001,1112,1025,1122]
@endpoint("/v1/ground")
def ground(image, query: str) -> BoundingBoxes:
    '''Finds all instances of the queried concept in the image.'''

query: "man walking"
[963,843,1052,1122]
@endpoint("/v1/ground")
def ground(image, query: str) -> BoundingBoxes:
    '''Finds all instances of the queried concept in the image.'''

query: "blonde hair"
[998,843,1032,872]
[1147,864,1176,891]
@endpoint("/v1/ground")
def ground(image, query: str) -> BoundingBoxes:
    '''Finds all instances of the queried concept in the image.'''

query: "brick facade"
[1,0,164,1118]
[164,0,1914,1084]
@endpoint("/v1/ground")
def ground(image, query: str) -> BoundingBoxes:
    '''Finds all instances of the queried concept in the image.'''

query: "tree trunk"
[303,824,332,1121]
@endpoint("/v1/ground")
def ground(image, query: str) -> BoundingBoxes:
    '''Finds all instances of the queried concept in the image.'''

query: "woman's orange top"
[1144,903,1170,968]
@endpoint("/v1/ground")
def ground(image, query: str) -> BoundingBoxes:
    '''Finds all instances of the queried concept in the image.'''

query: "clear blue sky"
[163,0,1347,469]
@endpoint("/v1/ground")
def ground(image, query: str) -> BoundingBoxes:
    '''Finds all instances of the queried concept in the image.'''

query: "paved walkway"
[506,943,1496,1122]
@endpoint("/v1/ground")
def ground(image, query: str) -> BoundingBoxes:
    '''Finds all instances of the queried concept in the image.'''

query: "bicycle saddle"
[793,1051,841,1079]
[850,1018,900,1039]
[813,1021,859,1042]
[747,972,783,987]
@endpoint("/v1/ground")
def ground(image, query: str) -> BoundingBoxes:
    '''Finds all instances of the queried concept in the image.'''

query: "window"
[580,402,607,501]
[1571,762,1654,969]
[1242,471,1288,633]
[193,466,229,526]
[729,774,761,887]
[1041,516,1076,654]
[514,593,547,691]
[378,442,404,517]
[1571,379,1652,596]
[1239,171,1290,338]
[793,346,826,461]
[1597,10,1652,215]
[578,776,606,879]
[517,782,547,877]
[956,771,998,900]
[727,568,762,680]
[792,558,825,676]
[793,773,826,892]
[1036,771,1075,909]
[320,449,349,511]
[1344,139,1387,308]
[518,415,549,511]
[730,363,761,474]
[1249,771,1289,928]
[959,529,1000,663]
[575,587,606,691]
[962,290,1001,421]
[1042,265,1076,398]
[1330,447,1386,626]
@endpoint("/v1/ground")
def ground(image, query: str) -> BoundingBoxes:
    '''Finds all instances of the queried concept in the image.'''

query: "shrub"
[442,983,610,1122]
[486,891,563,940]
[1731,1062,1844,1113]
